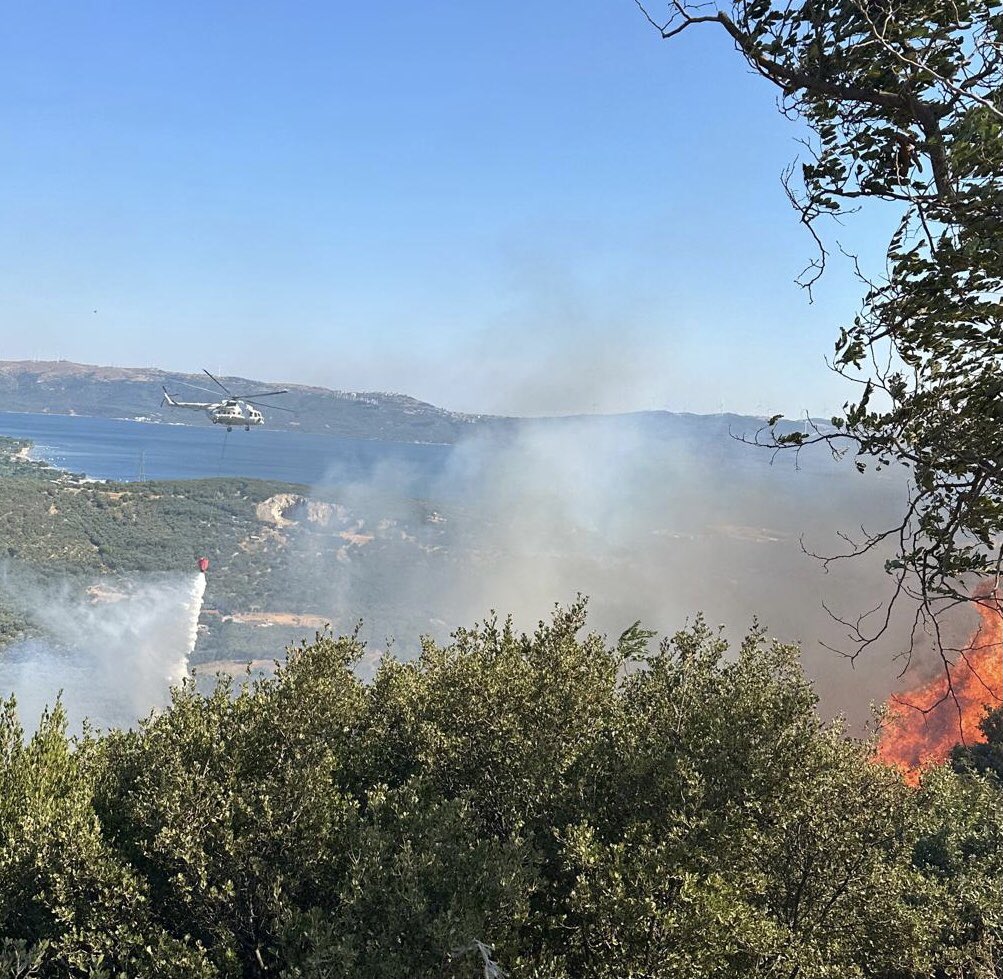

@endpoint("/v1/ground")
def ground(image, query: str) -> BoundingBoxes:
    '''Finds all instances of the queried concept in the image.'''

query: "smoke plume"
[0,571,206,732]
[283,413,917,726]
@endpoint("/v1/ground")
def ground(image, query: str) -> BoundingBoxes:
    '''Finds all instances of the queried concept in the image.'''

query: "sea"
[0,411,452,493]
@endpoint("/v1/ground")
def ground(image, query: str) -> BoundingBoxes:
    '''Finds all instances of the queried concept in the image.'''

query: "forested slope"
[0,438,453,665]
[1,606,1001,977]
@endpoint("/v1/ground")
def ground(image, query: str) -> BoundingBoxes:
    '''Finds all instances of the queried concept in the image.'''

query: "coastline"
[0,434,87,484]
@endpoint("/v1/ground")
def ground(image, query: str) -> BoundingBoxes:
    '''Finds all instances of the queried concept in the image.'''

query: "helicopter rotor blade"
[233,389,289,399]
[244,399,295,413]
[203,369,233,397]
[174,379,228,397]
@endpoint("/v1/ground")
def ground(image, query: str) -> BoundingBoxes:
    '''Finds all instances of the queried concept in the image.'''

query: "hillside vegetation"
[0,438,455,664]
[1,605,1001,977]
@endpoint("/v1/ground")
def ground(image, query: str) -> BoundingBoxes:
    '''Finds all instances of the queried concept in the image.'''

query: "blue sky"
[0,1,892,416]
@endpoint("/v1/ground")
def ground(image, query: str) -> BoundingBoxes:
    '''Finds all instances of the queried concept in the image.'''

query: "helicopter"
[161,369,292,431]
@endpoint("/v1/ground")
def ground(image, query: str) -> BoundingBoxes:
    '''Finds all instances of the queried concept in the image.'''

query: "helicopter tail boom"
[162,387,214,411]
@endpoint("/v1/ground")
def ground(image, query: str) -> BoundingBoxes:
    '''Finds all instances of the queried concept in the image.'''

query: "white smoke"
[0,572,206,733]
[290,415,916,727]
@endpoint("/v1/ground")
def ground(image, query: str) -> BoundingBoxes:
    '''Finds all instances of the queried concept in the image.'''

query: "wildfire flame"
[877,598,1003,784]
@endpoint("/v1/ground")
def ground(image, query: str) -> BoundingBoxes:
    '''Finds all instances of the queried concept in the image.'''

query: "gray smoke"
[284,414,918,726]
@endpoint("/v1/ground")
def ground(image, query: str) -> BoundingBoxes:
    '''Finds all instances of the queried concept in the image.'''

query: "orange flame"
[876,599,1003,784]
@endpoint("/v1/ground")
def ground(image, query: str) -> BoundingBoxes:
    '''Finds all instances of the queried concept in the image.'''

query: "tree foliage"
[638,0,1003,658]
[0,605,1000,976]
[952,704,1003,779]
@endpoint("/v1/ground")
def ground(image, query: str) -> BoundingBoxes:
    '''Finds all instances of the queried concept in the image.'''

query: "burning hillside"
[877,597,1003,783]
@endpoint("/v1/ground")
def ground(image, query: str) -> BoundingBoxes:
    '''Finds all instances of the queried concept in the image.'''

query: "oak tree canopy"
[640,0,1003,659]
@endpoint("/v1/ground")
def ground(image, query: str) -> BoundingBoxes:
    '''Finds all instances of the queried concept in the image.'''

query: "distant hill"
[0,360,497,443]
[0,359,807,448]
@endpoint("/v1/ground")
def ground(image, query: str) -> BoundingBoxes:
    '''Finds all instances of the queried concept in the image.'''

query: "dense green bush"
[0,604,1001,977]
